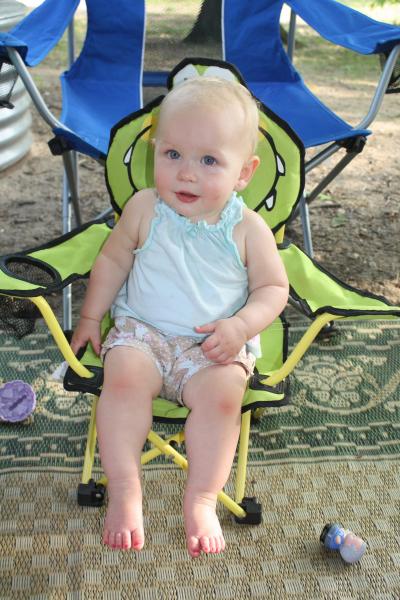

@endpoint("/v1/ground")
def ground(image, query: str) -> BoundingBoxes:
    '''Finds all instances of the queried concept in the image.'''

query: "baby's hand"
[196,316,248,364]
[70,316,102,356]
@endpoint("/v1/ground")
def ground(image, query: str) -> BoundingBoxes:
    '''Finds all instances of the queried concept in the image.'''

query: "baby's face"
[153,103,257,224]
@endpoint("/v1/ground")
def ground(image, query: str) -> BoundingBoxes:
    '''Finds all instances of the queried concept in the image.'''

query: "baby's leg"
[97,346,162,550]
[182,364,246,557]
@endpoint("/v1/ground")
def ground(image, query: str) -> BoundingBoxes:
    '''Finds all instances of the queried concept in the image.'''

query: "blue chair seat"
[58,77,143,157]
[249,79,370,148]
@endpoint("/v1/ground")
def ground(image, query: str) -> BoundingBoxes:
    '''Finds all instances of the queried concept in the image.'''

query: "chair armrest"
[0,33,28,62]
[0,0,80,67]
[287,0,400,55]
[0,218,112,298]
[279,243,400,318]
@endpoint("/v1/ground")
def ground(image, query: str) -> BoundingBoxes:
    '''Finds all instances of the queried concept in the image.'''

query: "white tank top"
[112,192,254,344]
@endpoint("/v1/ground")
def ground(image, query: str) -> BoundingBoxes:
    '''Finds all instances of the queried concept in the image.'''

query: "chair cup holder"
[3,256,58,287]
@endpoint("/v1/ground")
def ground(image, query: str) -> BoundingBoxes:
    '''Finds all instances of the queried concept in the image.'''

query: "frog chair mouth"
[0,58,398,525]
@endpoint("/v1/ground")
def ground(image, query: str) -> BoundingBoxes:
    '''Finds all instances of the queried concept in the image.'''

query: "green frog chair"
[0,58,398,524]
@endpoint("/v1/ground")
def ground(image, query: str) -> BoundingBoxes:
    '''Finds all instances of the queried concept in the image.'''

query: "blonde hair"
[157,77,260,154]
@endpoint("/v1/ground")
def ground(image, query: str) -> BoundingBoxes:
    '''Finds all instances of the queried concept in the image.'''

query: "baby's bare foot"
[103,478,144,551]
[183,491,226,558]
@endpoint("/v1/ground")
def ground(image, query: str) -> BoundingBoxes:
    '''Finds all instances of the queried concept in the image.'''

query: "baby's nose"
[178,161,196,182]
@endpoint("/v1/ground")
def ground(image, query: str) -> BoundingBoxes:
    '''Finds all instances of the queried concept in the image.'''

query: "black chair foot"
[234,497,262,525]
[77,478,106,507]
[317,321,338,340]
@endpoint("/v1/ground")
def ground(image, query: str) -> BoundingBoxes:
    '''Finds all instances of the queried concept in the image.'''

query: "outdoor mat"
[0,317,399,599]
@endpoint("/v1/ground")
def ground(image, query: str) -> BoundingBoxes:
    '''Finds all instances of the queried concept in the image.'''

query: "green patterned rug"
[1,318,399,472]
[0,318,399,599]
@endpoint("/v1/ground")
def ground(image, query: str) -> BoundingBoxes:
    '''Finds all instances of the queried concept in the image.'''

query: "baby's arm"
[70,190,151,355]
[198,210,289,364]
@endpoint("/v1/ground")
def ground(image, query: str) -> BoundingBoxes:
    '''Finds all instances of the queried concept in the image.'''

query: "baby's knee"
[102,368,155,402]
[213,393,243,417]
[103,349,161,396]
[103,362,139,389]
[105,373,137,392]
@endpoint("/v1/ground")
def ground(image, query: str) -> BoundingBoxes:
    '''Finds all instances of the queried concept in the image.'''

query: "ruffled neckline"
[156,192,243,237]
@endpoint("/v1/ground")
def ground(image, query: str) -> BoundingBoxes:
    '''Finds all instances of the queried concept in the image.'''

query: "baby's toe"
[210,536,219,554]
[121,530,132,550]
[200,535,212,554]
[131,528,145,551]
[212,536,221,554]
[105,530,116,548]
[187,535,202,558]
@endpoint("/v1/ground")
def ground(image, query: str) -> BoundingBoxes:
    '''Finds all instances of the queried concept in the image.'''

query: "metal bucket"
[0,1,32,171]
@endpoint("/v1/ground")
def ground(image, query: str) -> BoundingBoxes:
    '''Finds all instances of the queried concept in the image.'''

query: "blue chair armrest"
[0,32,27,62]
[0,0,80,67]
[287,0,400,55]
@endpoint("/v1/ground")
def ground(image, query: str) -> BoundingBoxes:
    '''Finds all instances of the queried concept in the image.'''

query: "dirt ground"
[0,25,399,324]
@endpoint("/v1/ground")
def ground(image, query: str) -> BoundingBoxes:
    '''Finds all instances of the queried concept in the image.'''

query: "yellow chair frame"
[23,221,341,523]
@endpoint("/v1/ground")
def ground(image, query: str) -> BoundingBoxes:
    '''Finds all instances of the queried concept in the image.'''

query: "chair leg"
[77,396,106,506]
[62,150,81,227]
[233,411,263,525]
[146,430,248,520]
[235,410,251,504]
[81,396,99,484]
[141,431,186,465]
[75,406,256,521]
[61,151,80,330]
[299,195,314,257]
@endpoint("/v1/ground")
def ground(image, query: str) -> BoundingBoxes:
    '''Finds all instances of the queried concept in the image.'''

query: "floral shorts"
[101,316,256,406]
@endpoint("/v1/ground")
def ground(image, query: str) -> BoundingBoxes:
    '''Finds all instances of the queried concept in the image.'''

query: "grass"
[345,0,400,22]
[290,0,400,84]
[293,34,380,84]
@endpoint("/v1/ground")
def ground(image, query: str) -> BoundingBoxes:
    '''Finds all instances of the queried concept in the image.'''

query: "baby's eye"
[202,155,217,166]
[167,149,180,160]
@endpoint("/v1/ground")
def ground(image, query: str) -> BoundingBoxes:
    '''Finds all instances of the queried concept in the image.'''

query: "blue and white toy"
[320,523,367,564]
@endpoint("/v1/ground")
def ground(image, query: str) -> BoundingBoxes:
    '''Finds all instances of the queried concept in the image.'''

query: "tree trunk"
[183,0,221,44]
[183,0,289,46]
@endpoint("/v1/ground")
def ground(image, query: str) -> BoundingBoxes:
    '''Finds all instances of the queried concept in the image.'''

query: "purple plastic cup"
[0,380,36,422]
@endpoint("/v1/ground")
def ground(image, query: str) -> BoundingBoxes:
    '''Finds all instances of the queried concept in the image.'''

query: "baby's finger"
[195,322,217,335]
[203,346,227,362]
[70,337,83,355]
[211,353,235,365]
[90,337,101,356]
[201,335,219,353]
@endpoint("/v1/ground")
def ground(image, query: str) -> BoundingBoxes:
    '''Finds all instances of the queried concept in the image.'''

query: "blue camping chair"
[223,0,400,255]
[0,0,147,224]
[0,0,146,159]
[0,0,149,328]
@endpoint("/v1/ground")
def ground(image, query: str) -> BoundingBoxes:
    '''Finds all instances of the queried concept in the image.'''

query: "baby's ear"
[235,155,260,191]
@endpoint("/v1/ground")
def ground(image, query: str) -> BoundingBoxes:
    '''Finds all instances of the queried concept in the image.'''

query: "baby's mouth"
[176,191,199,203]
